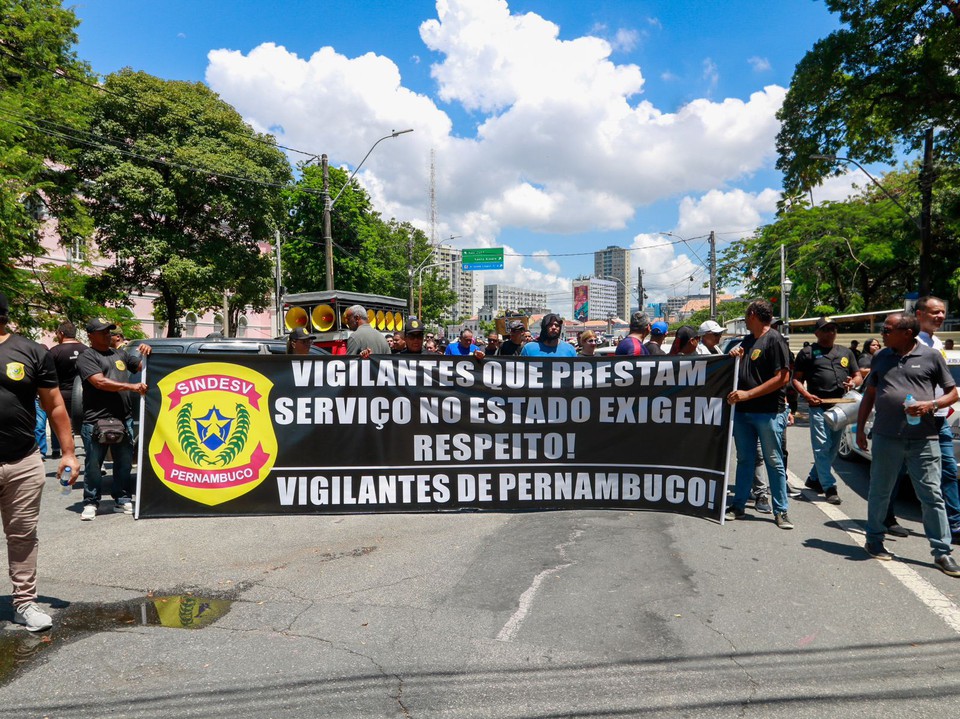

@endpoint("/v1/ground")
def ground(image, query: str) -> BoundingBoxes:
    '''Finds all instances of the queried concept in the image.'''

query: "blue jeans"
[937,418,960,534]
[733,411,789,514]
[33,398,48,457]
[806,406,841,491]
[866,436,951,556]
[80,419,135,507]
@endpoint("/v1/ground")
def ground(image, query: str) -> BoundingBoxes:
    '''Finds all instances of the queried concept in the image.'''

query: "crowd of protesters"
[3,295,958,638]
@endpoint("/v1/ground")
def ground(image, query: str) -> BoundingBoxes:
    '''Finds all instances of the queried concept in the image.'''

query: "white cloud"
[702,58,719,93]
[748,56,771,72]
[532,250,561,274]
[611,28,640,53]
[809,171,867,204]
[204,0,793,309]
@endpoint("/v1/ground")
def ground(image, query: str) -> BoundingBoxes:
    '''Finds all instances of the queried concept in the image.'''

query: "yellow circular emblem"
[840,356,849,368]
[750,349,762,361]
[5,362,25,381]
[114,359,126,371]
[149,362,277,506]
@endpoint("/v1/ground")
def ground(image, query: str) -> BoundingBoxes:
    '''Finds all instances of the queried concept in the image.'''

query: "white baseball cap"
[697,320,725,337]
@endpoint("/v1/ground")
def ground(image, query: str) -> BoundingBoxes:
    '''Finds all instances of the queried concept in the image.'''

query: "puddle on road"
[0,593,233,686]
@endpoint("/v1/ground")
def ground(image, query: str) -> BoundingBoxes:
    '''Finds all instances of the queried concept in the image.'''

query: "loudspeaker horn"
[311,304,336,332]
[284,306,309,332]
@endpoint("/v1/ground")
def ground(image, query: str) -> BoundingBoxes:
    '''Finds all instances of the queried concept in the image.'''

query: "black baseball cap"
[290,327,316,342]
[404,316,424,334]
[814,317,838,332]
[86,317,117,333]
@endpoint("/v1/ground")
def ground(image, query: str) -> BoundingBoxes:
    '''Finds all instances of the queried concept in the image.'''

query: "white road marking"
[790,469,960,634]
[496,529,582,642]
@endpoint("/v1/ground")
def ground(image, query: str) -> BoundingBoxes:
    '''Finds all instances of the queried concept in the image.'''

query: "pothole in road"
[0,592,234,686]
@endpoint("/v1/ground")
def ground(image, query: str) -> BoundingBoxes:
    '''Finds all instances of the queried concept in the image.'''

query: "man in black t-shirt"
[0,293,79,631]
[725,300,793,529]
[76,317,151,520]
[497,321,525,356]
[48,321,89,452]
[792,318,861,505]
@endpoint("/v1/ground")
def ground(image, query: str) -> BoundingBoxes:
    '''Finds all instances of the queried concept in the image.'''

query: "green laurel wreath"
[216,403,250,467]
[177,403,210,466]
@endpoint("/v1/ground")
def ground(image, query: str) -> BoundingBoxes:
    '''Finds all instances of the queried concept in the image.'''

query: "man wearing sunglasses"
[857,312,959,575]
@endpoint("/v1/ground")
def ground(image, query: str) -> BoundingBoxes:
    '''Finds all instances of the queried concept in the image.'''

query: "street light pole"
[321,129,414,291]
[782,276,793,337]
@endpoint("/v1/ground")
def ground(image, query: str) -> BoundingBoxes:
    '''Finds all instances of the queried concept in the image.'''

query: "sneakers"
[725,506,746,521]
[865,542,894,560]
[884,522,910,538]
[80,505,96,521]
[774,512,794,530]
[114,500,134,514]
[753,494,772,514]
[824,486,842,505]
[936,554,960,577]
[804,477,824,494]
[13,602,53,632]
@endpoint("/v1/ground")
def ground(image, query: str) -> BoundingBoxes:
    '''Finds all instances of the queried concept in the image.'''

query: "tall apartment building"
[593,245,631,319]
[483,284,549,314]
[433,244,475,322]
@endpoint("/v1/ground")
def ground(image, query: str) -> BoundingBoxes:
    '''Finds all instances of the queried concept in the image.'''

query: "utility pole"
[637,268,645,313]
[274,229,283,336]
[408,234,415,315]
[322,154,334,291]
[709,230,717,320]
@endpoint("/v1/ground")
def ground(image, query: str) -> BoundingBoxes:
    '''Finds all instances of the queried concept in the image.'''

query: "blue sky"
[72,0,850,314]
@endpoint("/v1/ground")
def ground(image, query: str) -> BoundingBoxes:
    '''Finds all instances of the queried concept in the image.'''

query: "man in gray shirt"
[857,312,959,575]
[344,305,391,356]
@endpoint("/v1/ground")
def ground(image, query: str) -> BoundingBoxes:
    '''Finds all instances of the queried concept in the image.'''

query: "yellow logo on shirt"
[750,349,762,361]
[115,360,126,371]
[840,356,849,368]
[5,362,24,381]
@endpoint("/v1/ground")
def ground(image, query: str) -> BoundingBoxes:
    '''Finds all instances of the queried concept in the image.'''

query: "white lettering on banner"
[596,396,723,425]
[273,396,411,429]
[276,474,451,505]
[276,472,715,510]
[291,359,475,389]
[413,432,576,461]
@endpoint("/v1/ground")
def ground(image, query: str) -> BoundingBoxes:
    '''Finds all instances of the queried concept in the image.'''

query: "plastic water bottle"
[904,394,921,426]
[59,466,72,496]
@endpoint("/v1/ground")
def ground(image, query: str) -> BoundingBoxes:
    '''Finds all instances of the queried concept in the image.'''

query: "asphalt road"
[3,420,960,718]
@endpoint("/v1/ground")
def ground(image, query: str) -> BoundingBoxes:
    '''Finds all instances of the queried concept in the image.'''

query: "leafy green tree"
[776,1,960,297]
[777,0,960,193]
[683,300,750,329]
[0,0,95,331]
[284,164,456,323]
[77,70,291,336]
[719,183,920,319]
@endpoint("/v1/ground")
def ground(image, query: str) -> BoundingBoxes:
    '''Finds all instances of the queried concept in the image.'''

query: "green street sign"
[461,247,504,271]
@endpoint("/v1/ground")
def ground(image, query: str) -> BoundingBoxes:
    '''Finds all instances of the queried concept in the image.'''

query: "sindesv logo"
[149,363,277,506]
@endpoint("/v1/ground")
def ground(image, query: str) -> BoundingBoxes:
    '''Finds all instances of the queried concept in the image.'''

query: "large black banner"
[136,354,735,520]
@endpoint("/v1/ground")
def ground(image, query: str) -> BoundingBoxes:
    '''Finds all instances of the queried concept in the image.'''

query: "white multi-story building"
[572,278,618,321]
[594,246,631,320]
[433,244,475,322]
[483,284,549,315]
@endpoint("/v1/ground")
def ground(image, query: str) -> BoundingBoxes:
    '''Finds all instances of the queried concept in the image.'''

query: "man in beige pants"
[0,293,79,631]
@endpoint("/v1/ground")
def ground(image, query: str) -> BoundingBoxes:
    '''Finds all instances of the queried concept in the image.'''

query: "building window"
[213,314,223,335]
[184,312,198,337]
[68,237,85,263]
[236,316,248,338]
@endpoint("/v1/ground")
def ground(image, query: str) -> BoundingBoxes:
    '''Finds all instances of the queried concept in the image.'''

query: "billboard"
[573,283,589,322]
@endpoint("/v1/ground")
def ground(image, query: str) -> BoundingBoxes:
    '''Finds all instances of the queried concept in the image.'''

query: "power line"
[0,45,320,160]
[0,109,315,197]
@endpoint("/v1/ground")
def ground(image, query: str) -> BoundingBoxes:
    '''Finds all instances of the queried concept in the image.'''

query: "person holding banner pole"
[520,314,576,358]
[725,300,793,529]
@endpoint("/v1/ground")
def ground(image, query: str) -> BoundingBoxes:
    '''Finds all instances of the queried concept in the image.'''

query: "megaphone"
[394,312,405,331]
[375,310,386,330]
[311,304,336,332]
[367,309,377,326]
[385,312,395,331]
[284,307,309,331]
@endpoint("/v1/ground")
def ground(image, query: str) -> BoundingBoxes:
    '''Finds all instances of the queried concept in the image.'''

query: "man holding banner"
[725,300,793,529]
